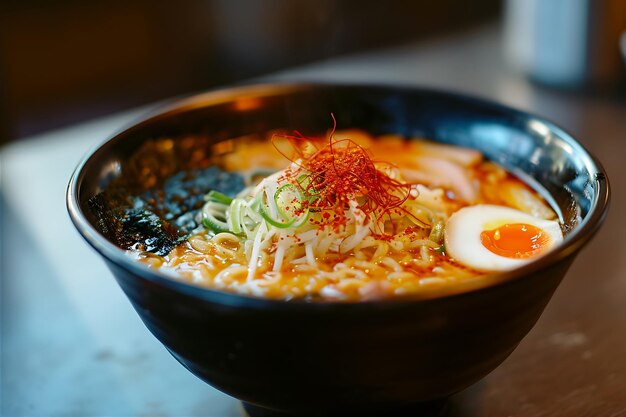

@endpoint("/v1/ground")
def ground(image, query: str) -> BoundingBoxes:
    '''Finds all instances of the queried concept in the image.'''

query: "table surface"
[1,25,625,417]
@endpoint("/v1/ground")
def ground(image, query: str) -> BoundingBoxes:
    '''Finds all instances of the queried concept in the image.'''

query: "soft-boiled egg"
[444,204,564,272]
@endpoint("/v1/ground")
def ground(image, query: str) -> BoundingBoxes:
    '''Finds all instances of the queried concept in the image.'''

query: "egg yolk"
[480,223,550,259]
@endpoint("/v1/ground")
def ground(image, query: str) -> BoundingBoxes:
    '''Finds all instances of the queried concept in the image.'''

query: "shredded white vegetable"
[200,156,446,283]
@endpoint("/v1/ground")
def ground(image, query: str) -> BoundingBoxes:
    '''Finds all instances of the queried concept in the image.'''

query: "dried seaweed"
[117,209,184,256]
[135,166,244,233]
[87,136,245,255]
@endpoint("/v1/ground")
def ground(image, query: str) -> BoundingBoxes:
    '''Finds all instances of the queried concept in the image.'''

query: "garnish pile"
[199,125,439,280]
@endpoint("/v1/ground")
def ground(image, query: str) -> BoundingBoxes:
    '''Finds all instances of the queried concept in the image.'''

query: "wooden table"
[2,25,625,416]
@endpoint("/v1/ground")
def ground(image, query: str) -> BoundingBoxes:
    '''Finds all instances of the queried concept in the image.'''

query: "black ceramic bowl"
[67,83,609,416]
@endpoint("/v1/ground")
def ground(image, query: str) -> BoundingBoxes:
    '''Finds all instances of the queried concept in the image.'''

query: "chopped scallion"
[206,190,233,205]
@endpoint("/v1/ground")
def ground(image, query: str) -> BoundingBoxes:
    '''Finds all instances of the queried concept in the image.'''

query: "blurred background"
[3,0,623,143]
[0,0,507,141]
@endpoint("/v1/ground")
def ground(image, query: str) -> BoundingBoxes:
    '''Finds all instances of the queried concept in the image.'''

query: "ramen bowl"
[67,83,609,416]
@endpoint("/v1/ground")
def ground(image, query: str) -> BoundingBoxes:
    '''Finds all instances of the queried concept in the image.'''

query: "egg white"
[444,204,564,272]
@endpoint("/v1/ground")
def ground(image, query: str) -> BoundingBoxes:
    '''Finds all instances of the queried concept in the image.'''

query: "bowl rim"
[66,81,611,310]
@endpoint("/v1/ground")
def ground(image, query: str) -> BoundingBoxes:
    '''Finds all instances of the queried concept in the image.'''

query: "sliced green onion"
[290,210,310,228]
[296,174,322,200]
[249,182,312,230]
[429,219,445,244]
[202,201,231,234]
[275,184,304,219]
[202,213,231,234]
[260,204,296,228]
[253,187,294,228]
[227,198,246,234]
[246,195,263,223]
[296,174,311,191]
[275,183,310,228]
[206,190,233,205]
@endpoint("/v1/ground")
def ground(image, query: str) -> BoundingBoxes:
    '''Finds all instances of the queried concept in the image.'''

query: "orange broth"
[133,131,557,301]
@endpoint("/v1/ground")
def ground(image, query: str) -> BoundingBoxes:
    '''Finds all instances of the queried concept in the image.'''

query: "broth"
[124,129,563,301]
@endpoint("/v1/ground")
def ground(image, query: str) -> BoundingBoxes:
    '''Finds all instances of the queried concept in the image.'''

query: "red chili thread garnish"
[271,115,416,229]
